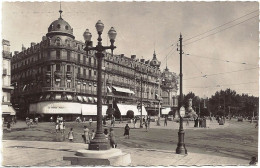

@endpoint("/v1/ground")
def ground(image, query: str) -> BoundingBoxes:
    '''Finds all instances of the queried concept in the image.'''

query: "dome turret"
[150,50,161,68]
[46,10,74,39]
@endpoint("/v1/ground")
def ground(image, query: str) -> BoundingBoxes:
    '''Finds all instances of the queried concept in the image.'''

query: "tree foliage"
[181,89,258,117]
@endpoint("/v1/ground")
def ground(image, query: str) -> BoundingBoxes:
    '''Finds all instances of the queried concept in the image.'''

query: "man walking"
[164,116,168,126]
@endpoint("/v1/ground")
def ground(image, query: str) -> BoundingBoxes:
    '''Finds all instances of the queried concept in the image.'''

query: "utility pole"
[176,33,187,155]
[140,76,143,128]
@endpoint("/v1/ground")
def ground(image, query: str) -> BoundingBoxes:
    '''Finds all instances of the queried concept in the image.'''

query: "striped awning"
[77,96,83,102]
[2,105,16,115]
[112,86,135,94]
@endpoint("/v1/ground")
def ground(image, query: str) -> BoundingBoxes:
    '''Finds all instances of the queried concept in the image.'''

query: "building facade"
[10,12,178,120]
[2,39,16,121]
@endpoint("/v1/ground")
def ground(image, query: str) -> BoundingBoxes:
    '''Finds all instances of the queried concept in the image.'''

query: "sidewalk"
[110,119,229,130]
[2,139,249,166]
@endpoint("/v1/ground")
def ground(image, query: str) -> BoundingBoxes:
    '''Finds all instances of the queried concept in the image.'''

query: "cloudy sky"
[2,1,259,98]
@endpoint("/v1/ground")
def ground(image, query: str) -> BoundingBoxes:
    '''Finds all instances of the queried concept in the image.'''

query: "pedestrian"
[143,117,145,125]
[249,156,257,165]
[60,121,65,134]
[89,118,93,127]
[91,129,95,140]
[29,118,33,128]
[50,116,53,123]
[186,119,189,126]
[55,123,60,133]
[104,128,109,140]
[6,122,11,132]
[109,128,117,148]
[83,126,90,144]
[133,117,137,128]
[145,121,148,131]
[147,116,150,128]
[83,117,86,123]
[35,117,38,125]
[68,128,74,142]
[164,116,168,126]
[124,124,130,139]
[103,117,106,126]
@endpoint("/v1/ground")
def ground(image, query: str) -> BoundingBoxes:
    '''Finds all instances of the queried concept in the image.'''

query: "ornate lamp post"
[83,20,117,150]
[176,33,187,155]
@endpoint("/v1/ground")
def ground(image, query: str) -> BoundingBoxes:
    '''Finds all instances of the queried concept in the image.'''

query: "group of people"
[67,126,117,149]
[55,116,65,134]
[25,117,38,128]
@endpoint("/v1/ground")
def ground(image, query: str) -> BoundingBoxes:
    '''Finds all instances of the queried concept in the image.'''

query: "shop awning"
[82,104,108,115]
[67,95,73,100]
[82,96,88,102]
[117,104,139,116]
[107,86,112,93]
[45,94,51,100]
[112,86,135,94]
[77,96,83,102]
[2,105,16,115]
[88,97,93,103]
[37,102,81,114]
[55,94,62,100]
[93,97,97,103]
[161,107,171,115]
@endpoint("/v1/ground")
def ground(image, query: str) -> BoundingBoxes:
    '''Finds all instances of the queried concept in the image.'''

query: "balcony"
[66,71,72,78]
[45,71,51,78]
[42,87,76,92]
[54,71,62,78]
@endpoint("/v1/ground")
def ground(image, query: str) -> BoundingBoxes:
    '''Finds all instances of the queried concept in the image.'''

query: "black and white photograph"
[1,0,259,166]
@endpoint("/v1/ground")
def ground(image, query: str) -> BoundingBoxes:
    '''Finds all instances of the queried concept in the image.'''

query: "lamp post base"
[176,131,187,155]
[89,133,110,150]
[64,148,131,166]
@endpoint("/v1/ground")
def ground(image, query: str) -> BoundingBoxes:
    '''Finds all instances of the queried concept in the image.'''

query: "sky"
[2,1,259,98]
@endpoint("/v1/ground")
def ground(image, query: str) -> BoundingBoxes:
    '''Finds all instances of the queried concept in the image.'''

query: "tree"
[126,110,134,119]
[106,107,114,118]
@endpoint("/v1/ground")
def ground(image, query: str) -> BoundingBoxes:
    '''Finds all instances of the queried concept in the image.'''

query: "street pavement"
[2,119,253,166]
[2,139,249,166]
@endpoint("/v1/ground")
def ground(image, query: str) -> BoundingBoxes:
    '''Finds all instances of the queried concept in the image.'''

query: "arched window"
[56,38,61,46]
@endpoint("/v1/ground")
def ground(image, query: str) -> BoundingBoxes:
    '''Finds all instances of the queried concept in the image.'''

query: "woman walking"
[109,128,117,148]
[68,128,74,142]
[83,126,90,144]
[124,124,130,139]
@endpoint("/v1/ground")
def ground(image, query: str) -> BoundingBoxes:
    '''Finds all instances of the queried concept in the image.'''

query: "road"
[3,119,258,161]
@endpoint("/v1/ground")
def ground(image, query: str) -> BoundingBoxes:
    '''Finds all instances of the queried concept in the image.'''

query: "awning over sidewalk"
[117,104,139,116]
[77,96,83,102]
[37,102,81,114]
[161,107,171,115]
[112,86,135,94]
[2,105,16,115]
[82,96,88,102]
[81,104,108,115]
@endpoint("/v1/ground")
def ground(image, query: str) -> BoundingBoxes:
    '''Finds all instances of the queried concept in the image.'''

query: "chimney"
[22,44,26,51]
[131,55,136,59]
[42,36,47,41]
[31,42,36,47]
[121,54,124,58]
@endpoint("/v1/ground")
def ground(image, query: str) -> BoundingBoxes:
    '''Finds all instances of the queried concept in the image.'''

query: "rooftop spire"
[153,50,156,59]
[59,1,63,19]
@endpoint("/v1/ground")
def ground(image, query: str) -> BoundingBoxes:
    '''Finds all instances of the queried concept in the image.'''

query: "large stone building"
[10,11,178,120]
[2,39,16,121]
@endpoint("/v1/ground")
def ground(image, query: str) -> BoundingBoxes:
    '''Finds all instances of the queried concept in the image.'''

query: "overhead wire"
[184,53,258,66]
[184,9,259,42]
[183,67,258,80]
[183,15,259,46]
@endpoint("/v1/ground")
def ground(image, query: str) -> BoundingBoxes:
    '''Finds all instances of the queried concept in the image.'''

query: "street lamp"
[176,33,187,155]
[83,20,117,150]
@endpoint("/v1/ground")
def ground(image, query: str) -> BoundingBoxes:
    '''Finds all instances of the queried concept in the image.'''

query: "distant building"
[10,10,178,120]
[2,39,16,121]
